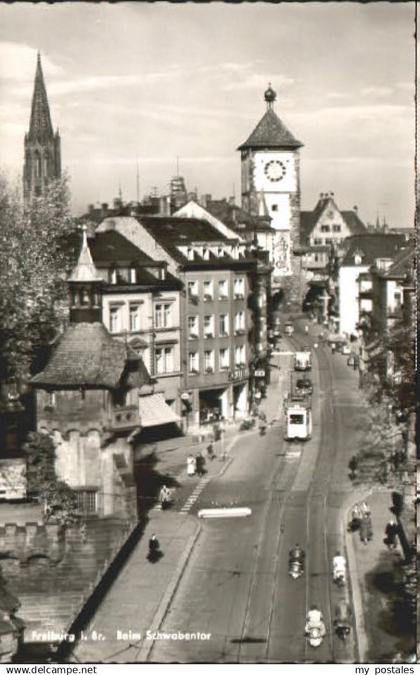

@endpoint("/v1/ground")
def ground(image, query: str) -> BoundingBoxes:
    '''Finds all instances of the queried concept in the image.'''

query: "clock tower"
[238,85,303,292]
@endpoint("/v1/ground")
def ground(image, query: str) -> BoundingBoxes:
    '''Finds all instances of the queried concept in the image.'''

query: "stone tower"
[238,85,303,302]
[23,52,61,204]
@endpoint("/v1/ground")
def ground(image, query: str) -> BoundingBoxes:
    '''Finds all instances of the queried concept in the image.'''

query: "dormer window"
[187,248,194,261]
[110,269,117,284]
[354,252,363,265]
[130,268,136,283]
[202,248,210,261]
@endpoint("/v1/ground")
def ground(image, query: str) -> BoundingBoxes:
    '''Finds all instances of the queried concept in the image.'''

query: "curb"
[137,522,202,663]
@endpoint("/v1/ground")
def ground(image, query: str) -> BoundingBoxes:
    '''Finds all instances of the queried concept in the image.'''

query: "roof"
[341,234,406,267]
[341,211,367,235]
[205,199,270,232]
[68,228,103,283]
[238,108,302,150]
[138,393,180,427]
[383,242,415,280]
[27,53,54,141]
[31,322,150,389]
[89,230,155,265]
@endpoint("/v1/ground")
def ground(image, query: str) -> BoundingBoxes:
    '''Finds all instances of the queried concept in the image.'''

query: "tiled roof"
[238,108,302,150]
[31,323,150,389]
[90,230,155,265]
[139,216,233,243]
[341,234,406,267]
[341,211,367,235]
[205,199,271,233]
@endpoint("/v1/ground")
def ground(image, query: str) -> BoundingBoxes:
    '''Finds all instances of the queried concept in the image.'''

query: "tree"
[0,173,76,385]
[23,431,79,527]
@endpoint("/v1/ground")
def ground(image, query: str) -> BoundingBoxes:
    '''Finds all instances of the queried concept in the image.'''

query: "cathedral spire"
[28,52,54,141]
[23,52,61,204]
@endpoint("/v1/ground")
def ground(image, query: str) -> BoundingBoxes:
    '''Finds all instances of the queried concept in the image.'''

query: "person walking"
[350,503,362,531]
[360,500,371,517]
[196,451,206,476]
[385,518,399,550]
[187,454,196,477]
[159,485,171,509]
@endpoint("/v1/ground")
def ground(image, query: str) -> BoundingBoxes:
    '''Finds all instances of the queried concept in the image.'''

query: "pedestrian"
[147,533,161,562]
[159,485,171,509]
[360,500,370,517]
[207,442,215,461]
[359,513,372,544]
[348,456,358,480]
[385,518,399,550]
[196,451,206,476]
[349,503,362,531]
[187,454,196,477]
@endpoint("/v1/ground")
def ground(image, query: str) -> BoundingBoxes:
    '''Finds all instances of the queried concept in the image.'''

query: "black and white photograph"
[0,1,416,667]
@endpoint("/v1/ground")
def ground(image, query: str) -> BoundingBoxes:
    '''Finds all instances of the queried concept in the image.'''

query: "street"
[146,324,365,663]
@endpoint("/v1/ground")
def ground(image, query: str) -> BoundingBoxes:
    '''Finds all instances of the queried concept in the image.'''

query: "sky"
[0,2,416,226]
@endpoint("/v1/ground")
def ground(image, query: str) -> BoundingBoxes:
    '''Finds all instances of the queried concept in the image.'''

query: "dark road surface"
[147,325,365,663]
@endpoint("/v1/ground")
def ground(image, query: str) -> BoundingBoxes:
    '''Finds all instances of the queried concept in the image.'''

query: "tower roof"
[68,227,103,283]
[27,52,54,141]
[238,108,303,150]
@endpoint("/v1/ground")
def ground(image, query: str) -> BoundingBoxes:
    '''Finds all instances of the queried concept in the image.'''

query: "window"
[204,350,214,372]
[324,238,332,244]
[154,303,172,328]
[203,280,213,300]
[76,489,97,515]
[332,225,341,233]
[313,238,322,245]
[109,269,117,284]
[129,304,140,332]
[188,351,199,374]
[234,344,245,366]
[219,314,229,336]
[109,306,121,333]
[235,311,245,332]
[218,279,228,299]
[187,248,194,261]
[271,204,278,212]
[202,247,210,260]
[321,225,330,232]
[188,315,199,338]
[219,348,229,369]
[394,292,402,308]
[155,346,174,374]
[188,280,198,298]
[130,268,137,283]
[290,414,304,425]
[314,254,319,263]
[204,315,214,338]
[234,278,245,299]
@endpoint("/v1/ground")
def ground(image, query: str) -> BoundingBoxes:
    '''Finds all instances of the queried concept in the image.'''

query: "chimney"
[101,203,108,217]
[88,204,94,214]
[353,205,358,214]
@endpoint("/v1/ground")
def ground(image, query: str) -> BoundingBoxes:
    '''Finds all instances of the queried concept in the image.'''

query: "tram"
[285,399,312,441]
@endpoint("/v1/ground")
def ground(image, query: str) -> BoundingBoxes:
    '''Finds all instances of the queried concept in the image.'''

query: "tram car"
[294,349,312,371]
[284,399,312,441]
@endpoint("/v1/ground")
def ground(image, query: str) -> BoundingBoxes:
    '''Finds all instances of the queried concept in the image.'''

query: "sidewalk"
[346,489,415,663]
[71,354,288,663]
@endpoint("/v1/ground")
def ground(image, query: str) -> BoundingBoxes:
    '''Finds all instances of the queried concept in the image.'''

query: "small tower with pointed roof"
[23,52,61,204]
[68,226,104,323]
[238,84,303,298]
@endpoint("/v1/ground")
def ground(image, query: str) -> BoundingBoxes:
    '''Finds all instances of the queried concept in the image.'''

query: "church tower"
[238,85,303,293]
[23,53,61,204]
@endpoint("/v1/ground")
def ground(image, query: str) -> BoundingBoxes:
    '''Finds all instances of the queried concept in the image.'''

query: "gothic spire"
[28,52,54,141]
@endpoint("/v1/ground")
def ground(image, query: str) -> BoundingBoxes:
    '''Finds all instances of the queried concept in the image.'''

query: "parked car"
[296,377,313,396]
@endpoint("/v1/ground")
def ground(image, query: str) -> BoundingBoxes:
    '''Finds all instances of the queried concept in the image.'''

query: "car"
[296,378,313,395]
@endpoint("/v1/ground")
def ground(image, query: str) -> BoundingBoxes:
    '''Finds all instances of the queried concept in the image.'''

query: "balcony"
[204,332,214,339]
[203,294,213,302]
[110,405,140,432]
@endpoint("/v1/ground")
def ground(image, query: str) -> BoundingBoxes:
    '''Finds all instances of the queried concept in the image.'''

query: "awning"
[138,393,180,427]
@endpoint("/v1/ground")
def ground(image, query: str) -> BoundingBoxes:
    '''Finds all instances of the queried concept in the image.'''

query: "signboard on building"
[254,370,265,377]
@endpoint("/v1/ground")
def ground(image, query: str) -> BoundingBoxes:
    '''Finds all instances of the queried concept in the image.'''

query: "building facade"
[23,53,61,204]
[96,215,254,430]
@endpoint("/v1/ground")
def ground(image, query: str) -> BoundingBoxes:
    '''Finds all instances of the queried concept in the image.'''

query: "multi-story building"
[96,215,254,429]
[338,233,405,337]
[86,229,183,426]
[23,53,61,204]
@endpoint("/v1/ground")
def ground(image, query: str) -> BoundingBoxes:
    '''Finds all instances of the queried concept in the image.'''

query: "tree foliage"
[0,173,76,384]
[23,431,79,527]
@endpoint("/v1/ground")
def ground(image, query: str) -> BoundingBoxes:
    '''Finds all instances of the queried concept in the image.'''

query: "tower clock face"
[264,160,286,182]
